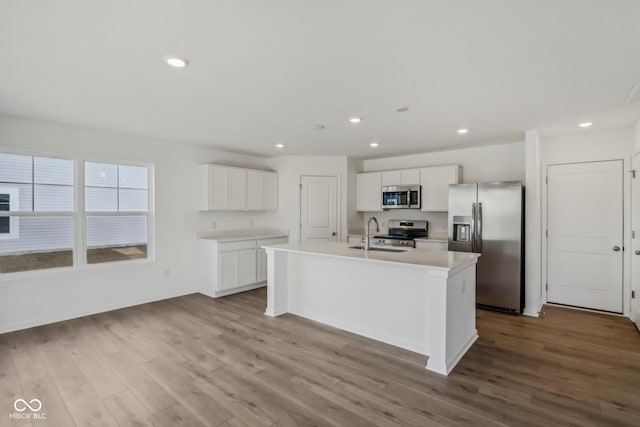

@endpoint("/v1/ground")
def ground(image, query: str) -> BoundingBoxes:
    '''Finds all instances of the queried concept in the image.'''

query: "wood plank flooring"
[1,288,639,426]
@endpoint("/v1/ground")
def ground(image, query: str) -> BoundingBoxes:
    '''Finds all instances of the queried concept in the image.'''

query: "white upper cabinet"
[420,165,461,211]
[200,165,278,211]
[356,172,382,212]
[247,170,278,211]
[381,169,420,186]
[246,170,263,210]
[228,168,247,210]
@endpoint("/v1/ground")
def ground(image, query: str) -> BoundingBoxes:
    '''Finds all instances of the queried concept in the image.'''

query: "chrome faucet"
[363,217,380,250]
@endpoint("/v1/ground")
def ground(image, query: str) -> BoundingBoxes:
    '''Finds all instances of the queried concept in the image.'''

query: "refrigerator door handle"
[471,202,477,252]
[477,202,483,253]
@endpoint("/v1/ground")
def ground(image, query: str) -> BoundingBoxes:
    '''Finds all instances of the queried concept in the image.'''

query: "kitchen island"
[263,241,480,375]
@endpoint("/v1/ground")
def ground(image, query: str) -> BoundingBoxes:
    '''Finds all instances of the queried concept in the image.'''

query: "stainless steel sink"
[348,245,410,253]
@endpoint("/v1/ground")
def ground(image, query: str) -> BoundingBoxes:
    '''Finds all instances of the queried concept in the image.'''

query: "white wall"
[0,115,271,333]
[363,142,526,183]
[266,155,349,243]
[539,128,634,316]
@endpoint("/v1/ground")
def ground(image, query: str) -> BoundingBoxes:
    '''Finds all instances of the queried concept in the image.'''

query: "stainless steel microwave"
[381,185,421,209]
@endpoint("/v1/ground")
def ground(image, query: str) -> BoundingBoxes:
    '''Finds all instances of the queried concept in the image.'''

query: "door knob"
[613,246,621,252]
[635,250,640,255]
[331,232,337,236]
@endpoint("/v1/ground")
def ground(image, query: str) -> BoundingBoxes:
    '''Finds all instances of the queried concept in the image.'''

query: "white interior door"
[631,153,640,327]
[300,176,338,242]
[547,160,623,313]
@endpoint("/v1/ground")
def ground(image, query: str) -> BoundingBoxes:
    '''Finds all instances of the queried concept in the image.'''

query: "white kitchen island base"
[264,242,480,376]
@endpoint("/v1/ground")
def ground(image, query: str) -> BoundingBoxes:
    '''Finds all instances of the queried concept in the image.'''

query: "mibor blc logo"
[9,398,46,420]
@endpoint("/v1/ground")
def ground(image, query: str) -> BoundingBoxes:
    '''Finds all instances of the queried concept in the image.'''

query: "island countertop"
[197,228,288,242]
[263,241,479,272]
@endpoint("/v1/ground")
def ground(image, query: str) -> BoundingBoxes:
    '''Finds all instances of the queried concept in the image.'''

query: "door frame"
[541,157,631,317]
[298,175,341,243]
[631,151,640,327]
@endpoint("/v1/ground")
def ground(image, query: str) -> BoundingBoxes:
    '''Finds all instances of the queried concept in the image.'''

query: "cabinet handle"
[613,246,621,252]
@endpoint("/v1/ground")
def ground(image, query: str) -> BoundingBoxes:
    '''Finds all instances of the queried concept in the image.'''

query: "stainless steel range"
[373,220,428,248]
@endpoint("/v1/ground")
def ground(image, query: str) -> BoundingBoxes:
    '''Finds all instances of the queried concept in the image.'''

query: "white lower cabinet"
[238,249,257,286]
[199,235,288,298]
[218,251,240,291]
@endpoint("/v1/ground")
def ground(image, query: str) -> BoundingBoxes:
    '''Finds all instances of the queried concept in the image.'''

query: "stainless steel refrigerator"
[448,182,524,313]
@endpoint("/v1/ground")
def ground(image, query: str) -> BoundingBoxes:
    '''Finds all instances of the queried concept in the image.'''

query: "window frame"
[0,147,155,279]
[81,159,155,268]
[0,186,20,240]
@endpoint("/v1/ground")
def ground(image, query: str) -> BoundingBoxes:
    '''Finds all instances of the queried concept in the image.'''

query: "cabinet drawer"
[218,240,257,252]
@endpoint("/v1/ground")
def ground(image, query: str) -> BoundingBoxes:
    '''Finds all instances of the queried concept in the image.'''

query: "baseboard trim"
[444,330,479,375]
[0,288,196,334]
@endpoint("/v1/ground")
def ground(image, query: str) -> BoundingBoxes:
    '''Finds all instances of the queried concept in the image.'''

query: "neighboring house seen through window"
[0,153,74,273]
[84,162,151,264]
[0,152,154,274]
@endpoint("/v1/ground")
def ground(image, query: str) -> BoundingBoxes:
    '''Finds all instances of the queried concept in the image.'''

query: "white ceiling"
[1,1,640,158]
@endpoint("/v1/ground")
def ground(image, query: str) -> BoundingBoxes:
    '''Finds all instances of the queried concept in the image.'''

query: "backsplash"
[362,210,448,238]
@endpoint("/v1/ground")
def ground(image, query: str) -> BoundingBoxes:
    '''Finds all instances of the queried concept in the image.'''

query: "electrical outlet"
[249,219,254,228]
[163,269,170,278]
[212,221,216,229]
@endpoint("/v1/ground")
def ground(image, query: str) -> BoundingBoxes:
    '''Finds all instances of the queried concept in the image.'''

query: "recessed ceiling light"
[370,142,380,148]
[457,128,469,134]
[396,107,410,113]
[578,122,593,128]
[349,117,362,124]
[163,55,189,68]
[275,143,285,148]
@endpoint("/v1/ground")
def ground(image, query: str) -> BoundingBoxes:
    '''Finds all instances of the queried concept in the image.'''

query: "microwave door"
[383,191,407,208]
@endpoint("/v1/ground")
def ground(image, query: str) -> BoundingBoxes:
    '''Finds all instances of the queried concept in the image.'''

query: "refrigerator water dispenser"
[452,216,471,242]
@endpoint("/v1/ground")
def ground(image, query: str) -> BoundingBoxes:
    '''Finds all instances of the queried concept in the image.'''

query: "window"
[0,153,75,273]
[0,188,18,238]
[0,151,154,275]
[84,162,151,264]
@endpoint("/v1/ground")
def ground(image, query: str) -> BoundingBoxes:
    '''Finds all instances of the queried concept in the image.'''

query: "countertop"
[198,228,289,242]
[263,241,478,272]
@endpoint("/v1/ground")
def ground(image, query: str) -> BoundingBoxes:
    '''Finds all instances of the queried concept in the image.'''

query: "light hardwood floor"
[1,288,639,426]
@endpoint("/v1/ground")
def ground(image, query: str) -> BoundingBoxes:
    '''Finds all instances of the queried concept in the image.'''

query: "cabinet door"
[421,165,459,211]
[208,165,229,210]
[238,249,257,286]
[217,252,239,291]
[356,172,382,211]
[246,170,263,210]
[381,170,402,186]
[228,168,247,210]
[401,169,421,185]
[262,172,278,211]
